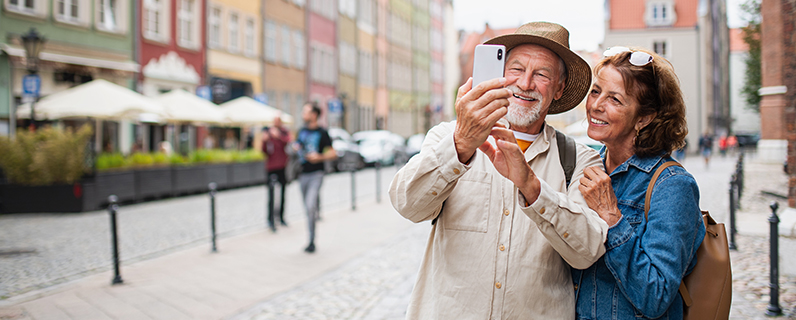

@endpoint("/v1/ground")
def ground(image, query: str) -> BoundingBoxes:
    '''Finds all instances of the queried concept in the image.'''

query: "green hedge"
[0,125,93,186]
[95,149,264,171]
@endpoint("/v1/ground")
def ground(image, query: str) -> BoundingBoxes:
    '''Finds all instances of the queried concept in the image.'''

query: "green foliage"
[740,0,761,112]
[95,149,262,171]
[0,125,93,185]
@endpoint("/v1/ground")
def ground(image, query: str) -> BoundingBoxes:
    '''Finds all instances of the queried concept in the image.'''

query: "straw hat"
[485,21,591,114]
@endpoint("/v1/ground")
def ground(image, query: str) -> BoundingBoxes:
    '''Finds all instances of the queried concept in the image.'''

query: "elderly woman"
[573,47,706,319]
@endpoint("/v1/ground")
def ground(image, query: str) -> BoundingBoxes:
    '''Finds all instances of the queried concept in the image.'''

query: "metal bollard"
[728,176,737,250]
[375,161,382,203]
[766,201,783,316]
[351,168,356,211]
[108,195,123,285]
[209,183,218,253]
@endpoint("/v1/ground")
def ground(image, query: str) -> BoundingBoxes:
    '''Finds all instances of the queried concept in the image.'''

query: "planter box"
[135,167,173,201]
[0,184,84,213]
[229,161,265,187]
[172,166,207,195]
[94,171,136,206]
[205,164,230,190]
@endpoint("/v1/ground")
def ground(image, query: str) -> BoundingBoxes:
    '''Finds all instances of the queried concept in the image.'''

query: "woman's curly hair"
[594,48,688,157]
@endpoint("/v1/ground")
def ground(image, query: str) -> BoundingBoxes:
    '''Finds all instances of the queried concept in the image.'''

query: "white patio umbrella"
[155,89,227,125]
[218,96,294,126]
[16,79,165,121]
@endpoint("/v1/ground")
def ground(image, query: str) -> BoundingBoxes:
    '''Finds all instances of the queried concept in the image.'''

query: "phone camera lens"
[497,49,503,60]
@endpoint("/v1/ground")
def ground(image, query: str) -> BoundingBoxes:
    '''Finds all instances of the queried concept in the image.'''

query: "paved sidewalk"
[0,197,414,320]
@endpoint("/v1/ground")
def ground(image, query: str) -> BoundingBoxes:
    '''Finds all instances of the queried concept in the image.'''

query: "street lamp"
[20,28,46,130]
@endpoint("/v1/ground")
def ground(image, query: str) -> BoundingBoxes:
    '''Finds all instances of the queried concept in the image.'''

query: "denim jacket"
[572,151,706,320]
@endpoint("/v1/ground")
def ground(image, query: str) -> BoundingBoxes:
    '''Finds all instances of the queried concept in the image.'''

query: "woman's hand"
[579,166,622,226]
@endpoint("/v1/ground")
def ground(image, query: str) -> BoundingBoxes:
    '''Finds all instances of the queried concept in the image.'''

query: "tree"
[740,0,761,112]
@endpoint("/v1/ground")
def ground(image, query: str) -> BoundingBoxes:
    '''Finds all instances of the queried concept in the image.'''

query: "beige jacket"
[389,121,609,319]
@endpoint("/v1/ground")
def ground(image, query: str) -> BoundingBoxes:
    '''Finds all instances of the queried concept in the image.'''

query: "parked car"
[328,128,365,172]
[405,133,425,159]
[352,130,407,166]
[735,132,760,149]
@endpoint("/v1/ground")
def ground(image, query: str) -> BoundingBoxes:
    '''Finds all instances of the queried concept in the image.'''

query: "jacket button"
[574,284,579,290]
[453,168,460,174]
[499,244,505,251]
[504,209,510,216]
[563,232,569,238]
[431,191,438,196]
[495,282,502,289]
[539,207,546,214]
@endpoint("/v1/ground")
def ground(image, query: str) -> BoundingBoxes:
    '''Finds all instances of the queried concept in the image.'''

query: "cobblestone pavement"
[0,166,397,300]
[230,223,429,320]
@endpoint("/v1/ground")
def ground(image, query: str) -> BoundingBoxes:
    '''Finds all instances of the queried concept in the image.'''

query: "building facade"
[728,28,760,135]
[207,0,261,104]
[1,0,137,136]
[263,0,306,127]
[604,0,730,152]
[308,0,337,127]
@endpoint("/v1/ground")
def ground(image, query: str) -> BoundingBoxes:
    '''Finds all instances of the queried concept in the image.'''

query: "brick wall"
[783,0,796,207]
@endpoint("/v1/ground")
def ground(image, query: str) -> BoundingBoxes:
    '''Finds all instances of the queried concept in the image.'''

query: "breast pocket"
[441,171,492,233]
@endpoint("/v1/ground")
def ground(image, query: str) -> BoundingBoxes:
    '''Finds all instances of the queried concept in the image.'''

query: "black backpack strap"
[555,130,577,190]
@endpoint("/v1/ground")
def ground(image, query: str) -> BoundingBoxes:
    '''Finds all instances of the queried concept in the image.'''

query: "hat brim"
[485,34,591,114]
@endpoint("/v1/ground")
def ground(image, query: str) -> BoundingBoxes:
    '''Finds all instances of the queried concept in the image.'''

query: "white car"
[352,130,407,166]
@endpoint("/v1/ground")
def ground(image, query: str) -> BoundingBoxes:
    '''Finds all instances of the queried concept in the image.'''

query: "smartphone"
[472,44,506,87]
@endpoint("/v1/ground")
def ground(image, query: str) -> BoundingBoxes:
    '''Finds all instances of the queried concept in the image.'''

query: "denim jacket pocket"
[441,171,492,233]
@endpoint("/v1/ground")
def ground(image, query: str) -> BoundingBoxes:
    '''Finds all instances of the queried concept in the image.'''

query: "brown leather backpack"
[645,161,732,320]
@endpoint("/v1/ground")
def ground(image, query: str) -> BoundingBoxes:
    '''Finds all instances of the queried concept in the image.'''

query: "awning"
[16,79,166,121]
[1,44,139,73]
[219,96,294,126]
[155,89,228,125]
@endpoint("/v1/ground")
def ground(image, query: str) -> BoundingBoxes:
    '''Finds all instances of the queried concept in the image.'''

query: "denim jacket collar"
[599,146,667,176]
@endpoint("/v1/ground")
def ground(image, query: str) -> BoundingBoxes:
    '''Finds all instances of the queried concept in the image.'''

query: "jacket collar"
[600,147,667,176]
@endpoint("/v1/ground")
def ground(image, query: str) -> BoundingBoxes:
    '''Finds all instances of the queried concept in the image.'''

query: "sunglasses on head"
[603,46,654,67]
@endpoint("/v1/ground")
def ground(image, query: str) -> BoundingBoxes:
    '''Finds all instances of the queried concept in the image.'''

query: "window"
[209,7,221,48]
[178,0,199,48]
[358,0,374,32]
[144,0,169,41]
[292,0,305,7]
[98,0,116,30]
[653,40,668,57]
[264,20,277,62]
[645,0,676,27]
[56,0,79,22]
[429,0,441,19]
[431,29,443,52]
[229,13,239,53]
[280,25,291,66]
[245,18,256,56]
[311,43,336,85]
[359,51,373,87]
[431,60,443,83]
[339,0,355,18]
[311,0,335,20]
[293,30,306,70]
[282,92,292,114]
[339,42,357,76]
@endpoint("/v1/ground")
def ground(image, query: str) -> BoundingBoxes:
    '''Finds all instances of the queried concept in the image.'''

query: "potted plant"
[0,125,93,213]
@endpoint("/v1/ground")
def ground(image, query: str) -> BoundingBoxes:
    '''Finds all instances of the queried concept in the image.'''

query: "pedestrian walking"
[262,112,291,232]
[719,135,728,157]
[699,132,713,167]
[294,102,336,253]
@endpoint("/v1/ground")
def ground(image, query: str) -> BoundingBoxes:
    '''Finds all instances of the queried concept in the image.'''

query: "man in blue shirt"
[294,102,336,253]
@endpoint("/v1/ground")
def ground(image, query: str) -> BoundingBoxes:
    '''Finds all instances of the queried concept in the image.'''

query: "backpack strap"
[555,130,577,190]
[643,160,693,307]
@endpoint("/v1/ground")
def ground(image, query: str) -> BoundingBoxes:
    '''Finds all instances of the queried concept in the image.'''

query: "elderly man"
[389,22,609,318]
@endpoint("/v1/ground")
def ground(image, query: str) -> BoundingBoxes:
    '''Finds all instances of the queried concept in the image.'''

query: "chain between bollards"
[728,174,738,250]
[107,195,123,285]
[766,201,783,316]
[209,183,218,253]
[375,161,381,203]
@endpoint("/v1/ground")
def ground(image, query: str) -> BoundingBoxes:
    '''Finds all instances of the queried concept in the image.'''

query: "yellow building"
[207,0,262,103]
[263,0,306,127]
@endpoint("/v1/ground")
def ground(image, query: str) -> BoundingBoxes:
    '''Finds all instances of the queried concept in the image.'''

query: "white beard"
[504,88,544,128]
